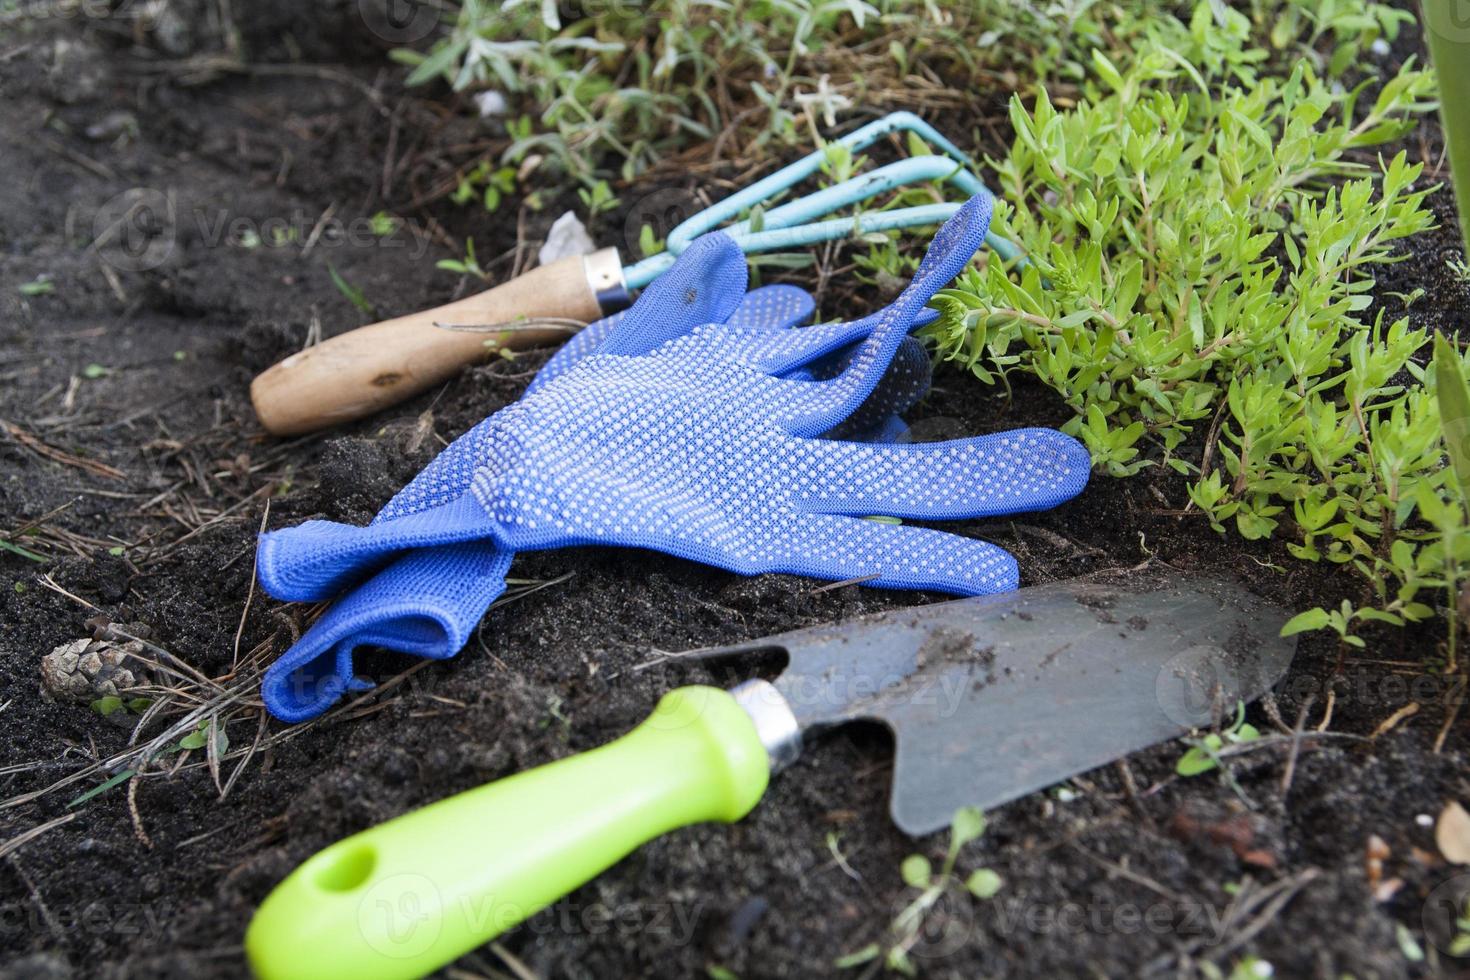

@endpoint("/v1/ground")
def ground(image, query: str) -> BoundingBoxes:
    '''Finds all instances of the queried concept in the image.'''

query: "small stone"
[538,211,596,266]
[85,111,138,142]
[475,91,509,117]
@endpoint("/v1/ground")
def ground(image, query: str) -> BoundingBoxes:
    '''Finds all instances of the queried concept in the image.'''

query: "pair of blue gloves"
[256,193,1090,721]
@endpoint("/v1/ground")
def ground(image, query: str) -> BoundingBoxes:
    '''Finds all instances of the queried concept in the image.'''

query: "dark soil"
[4,5,1470,980]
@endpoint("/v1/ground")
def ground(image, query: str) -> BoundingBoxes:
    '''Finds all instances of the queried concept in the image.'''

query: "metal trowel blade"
[691,567,1296,836]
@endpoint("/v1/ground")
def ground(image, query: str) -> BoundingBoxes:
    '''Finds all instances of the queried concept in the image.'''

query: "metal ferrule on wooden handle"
[250,249,627,436]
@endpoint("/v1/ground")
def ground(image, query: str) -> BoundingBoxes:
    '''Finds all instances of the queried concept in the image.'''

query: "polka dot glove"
[257,280,931,721]
[257,192,1089,721]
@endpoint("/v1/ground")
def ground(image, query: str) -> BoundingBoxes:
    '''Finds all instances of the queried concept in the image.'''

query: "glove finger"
[783,192,993,438]
[809,336,931,440]
[850,416,911,443]
[258,496,491,601]
[759,512,1019,595]
[795,428,1090,520]
[260,543,512,722]
[725,283,814,332]
[598,233,747,357]
[749,308,939,377]
[374,414,501,524]
[529,284,815,396]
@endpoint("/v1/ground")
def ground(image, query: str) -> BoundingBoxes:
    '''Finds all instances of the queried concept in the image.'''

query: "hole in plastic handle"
[314,843,377,892]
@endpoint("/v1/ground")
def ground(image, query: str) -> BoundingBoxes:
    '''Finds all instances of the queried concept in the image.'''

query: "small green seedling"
[66,768,136,809]
[577,179,621,221]
[1199,955,1275,980]
[0,539,47,563]
[18,276,54,296]
[269,226,299,248]
[327,263,375,317]
[1279,598,1421,650]
[90,695,152,718]
[638,223,665,258]
[452,161,518,213]
[1442,895,1470,957]
[368,211,400,237]
[817,142,865,186]
[1176,701,1260,777]
[837,806,1002,976]
[437,237,488,281]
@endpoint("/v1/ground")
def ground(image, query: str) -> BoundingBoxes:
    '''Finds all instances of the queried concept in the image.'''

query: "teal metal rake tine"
[623,111,1020,289]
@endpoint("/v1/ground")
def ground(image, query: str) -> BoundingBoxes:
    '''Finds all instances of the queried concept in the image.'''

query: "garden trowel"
[246,567,1295,980]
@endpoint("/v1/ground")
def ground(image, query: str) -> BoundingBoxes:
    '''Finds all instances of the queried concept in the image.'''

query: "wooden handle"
[250,252,618,436]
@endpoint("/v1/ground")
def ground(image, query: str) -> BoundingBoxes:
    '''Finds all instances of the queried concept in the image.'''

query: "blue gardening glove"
[257,193,1088,624]
[259,286,934,721]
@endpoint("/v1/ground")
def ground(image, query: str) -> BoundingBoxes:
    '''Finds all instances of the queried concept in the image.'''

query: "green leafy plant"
[928,17,1450,640]
[1255,0,1412,77]
[837,806,1001,976]
[1277,334,1470,657]
[1422,0,1470,256]
[393,0,1408,183]
[18,276,54,296]
[1176,701,1261,776]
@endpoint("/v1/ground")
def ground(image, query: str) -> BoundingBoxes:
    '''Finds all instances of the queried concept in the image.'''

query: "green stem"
[1423,0,1470,255]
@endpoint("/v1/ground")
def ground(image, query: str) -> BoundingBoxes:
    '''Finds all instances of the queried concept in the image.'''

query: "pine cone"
[40,624,152,703]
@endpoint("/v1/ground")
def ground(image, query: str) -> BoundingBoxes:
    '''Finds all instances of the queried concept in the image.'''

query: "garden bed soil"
[4,5,1470,979]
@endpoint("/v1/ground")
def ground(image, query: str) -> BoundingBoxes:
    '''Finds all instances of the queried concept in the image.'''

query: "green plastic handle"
[246,686,770,980]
